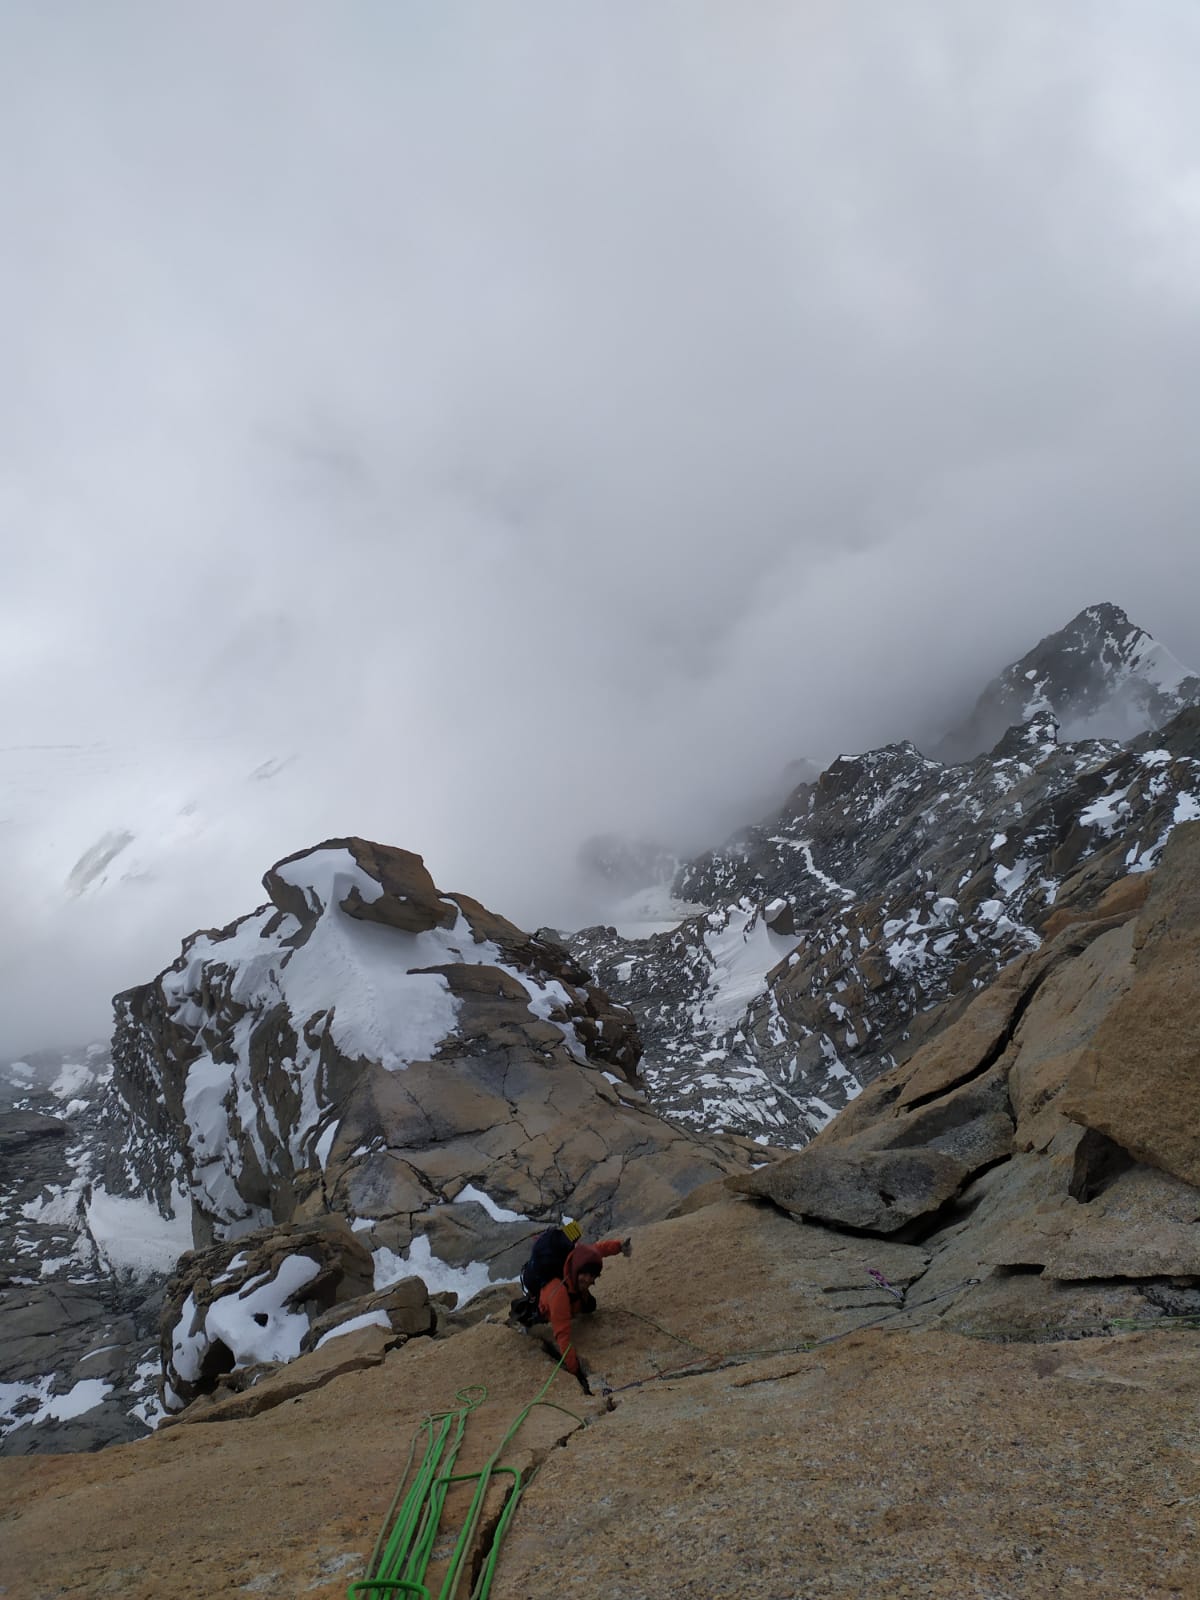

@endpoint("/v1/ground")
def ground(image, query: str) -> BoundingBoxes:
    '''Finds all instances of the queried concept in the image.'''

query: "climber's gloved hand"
[620,1237,633,1258]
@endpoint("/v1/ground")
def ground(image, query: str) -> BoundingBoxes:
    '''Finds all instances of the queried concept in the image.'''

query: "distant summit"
[937,602,1200,761]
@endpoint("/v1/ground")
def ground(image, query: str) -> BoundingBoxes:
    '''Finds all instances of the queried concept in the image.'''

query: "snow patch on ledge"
[374,1234,495,1308]
[454,1184,529,1223]
[315,1310,392,1350]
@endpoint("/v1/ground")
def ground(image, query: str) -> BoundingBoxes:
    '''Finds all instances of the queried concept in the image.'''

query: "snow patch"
[86,1185,193,1276]
[0,1376,112,1437]
[373,1233,493,1307]
[315,1310,392,1349]
[454,1184,529,1223]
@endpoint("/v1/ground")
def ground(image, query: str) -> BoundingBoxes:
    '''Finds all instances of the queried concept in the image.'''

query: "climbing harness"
[347,1354,582,1600]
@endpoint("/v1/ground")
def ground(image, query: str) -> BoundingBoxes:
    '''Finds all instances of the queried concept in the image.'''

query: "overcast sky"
[4,1,1200,1055]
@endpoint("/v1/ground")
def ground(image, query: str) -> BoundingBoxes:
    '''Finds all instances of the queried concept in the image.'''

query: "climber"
[509,1219,631,1393]
[512,1217,581,1308]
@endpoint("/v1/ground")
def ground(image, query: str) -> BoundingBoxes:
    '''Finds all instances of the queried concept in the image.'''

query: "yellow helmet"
[561,1217,582,1242]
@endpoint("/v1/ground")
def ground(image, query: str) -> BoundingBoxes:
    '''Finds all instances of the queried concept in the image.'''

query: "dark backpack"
[519,1227,574,1301]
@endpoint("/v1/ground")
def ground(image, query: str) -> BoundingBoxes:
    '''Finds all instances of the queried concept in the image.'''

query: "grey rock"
[733,1146,968,1234]
[0,1111,71,1153]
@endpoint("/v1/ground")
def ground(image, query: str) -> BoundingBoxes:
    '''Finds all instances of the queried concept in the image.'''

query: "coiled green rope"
[348,1355,582,1600]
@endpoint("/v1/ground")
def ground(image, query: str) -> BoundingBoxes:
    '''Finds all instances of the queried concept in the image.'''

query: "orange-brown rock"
[1063,821,1200,1186]
[3,1199,1197,1600]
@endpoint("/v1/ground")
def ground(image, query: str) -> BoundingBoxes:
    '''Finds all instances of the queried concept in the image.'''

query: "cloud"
[2,1,1200,1053]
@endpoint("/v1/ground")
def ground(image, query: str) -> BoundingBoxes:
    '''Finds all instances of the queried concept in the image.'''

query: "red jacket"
[537,1240,622,1375]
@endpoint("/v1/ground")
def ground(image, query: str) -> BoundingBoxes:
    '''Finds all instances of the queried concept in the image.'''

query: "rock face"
[0,1049,172,1456]
[1062,820,1200,1187]
[0,1280,162,1456]
[103,839,749,1344]
[5,807,1200,1585]
[5,1202,1199,1600]
[573,671,1200,1145]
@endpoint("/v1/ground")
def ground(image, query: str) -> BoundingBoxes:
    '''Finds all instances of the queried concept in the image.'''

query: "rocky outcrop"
[728,819,1200,1341]
[100,838,750,1417]
[160,1218,382,1411]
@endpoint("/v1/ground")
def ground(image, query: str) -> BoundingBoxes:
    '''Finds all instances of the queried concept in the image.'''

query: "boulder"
[731,1146,968,1234]
[160,1218,375,1411]
[301,1278,434,1352]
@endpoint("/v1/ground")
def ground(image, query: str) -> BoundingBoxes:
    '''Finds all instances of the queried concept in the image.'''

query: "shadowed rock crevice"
[900,958,1059,1113]
[1069,1128,1136,1203]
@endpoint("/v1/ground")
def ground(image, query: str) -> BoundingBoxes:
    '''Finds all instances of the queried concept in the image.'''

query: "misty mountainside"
[936,600,1200,760]
[569,604,1200,1147]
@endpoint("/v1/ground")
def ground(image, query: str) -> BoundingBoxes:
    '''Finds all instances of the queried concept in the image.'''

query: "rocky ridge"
[99,838,750,1417]
[571,693,1200,1146]
[2,840,753,1452]
[4,600,1199,1480]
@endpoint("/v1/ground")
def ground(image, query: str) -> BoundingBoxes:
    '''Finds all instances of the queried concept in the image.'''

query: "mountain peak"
[938,602,1200,761]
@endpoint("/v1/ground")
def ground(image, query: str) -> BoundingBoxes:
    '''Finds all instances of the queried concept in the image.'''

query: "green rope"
[348,1357,583,1600]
